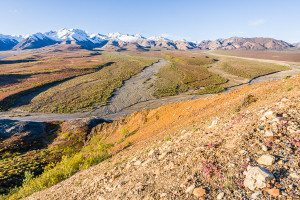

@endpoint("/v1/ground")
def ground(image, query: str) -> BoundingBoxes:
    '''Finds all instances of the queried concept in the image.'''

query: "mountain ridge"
[0,28,296,51]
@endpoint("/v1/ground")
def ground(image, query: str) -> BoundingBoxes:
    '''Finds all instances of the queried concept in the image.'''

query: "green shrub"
[236,94,258,112]
[120,127,136,138]
[241,94,257,107]
[7,142,112,199]
[198,85,225,95]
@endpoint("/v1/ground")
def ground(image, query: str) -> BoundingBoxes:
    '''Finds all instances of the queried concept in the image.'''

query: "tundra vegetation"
[0,48,295,199]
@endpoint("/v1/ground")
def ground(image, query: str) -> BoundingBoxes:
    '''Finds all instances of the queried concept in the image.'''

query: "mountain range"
[0,28,298,51]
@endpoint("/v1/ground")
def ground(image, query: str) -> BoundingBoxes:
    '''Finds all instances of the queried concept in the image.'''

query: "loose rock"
[193,187,206,197]
[289,172,300,179]
[243,166,274,191]
[261,145,268,151]
[264,130,274,137]
[185,184,195,194]
[257,154,275,166]
[266,188,280,197]
[217,192,225,199]
[251,191,262,199]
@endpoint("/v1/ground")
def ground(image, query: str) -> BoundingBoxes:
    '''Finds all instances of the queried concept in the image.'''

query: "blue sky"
[1,0,299,42]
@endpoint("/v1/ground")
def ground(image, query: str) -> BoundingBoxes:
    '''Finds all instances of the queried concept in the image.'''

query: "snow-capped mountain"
[0,28,296,51]
[0,34,23,51]
[45,29,89,41]
[147,36,177,50]
[107,33,145,42]
[14,33,58,50]
[100,39,126,51]
[175,39,198,50]
[89,33,109,48]
[45,29,97,49]
[105,33,156,50]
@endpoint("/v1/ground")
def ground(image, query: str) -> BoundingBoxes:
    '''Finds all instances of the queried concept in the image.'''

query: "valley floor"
[0,56,299,122]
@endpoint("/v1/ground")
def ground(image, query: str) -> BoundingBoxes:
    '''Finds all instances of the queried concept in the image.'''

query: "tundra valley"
[0,1,300,199]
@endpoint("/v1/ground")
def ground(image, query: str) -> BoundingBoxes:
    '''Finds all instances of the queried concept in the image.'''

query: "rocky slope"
[0,28,295,51]
[26,75,300,200]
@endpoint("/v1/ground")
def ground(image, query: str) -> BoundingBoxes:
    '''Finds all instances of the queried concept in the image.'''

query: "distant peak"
[148,36,171,41]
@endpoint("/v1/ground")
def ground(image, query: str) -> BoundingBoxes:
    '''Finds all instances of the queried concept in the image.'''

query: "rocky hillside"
[23,74,300,200]
[0,29,295,51]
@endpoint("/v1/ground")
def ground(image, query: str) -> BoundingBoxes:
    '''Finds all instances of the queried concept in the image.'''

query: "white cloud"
[249,19,266,27]
[8,9,21,14]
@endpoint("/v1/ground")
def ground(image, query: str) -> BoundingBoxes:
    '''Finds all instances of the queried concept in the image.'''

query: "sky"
[0,0,299,43]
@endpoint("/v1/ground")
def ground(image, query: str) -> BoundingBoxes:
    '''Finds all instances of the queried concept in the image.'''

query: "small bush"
[241,94,257,107]
[120,127,136,138]
[22,171,34,185]
[236,94,257,112]
[201,160,222,179]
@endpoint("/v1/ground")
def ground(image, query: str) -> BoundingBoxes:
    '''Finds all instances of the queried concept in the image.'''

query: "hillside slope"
[23,75,300,200]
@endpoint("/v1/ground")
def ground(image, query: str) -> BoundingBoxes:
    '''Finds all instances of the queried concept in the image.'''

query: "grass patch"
[219,57,289,79]
[1,118,116,199]
[20,52,157,113]
[5,134,113,200]
[0,49,109,102]
[0,119,102,198]
[154,53,227,97]
[197,85,225,95]
[120,127,136,138]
